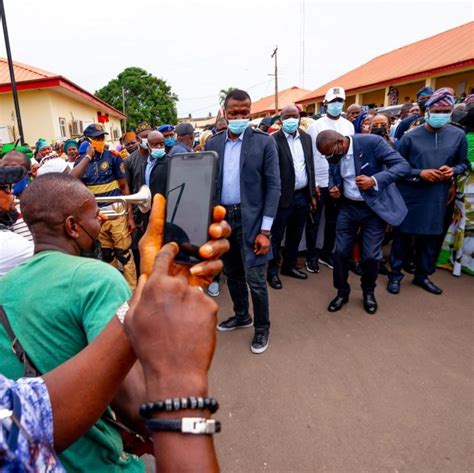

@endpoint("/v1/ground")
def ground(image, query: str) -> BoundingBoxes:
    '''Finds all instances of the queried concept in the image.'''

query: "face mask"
[282,118,299,134]
[140,138,148,149]
[150,148,166,160]
[327,101,344,117]
[77,221,99,258]
[326,144,345,165]
[371,127,388,138]
[426,112,451,129]
[227,119,249,135]
[90,139,105,153]
[164,137,176,148]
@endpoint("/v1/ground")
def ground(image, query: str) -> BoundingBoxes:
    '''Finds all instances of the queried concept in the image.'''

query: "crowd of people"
[0,84,472,470]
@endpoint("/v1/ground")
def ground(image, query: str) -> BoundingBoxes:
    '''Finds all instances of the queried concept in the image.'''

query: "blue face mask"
[327,101,344,117]
[150,148,166,160]
[426,112,451,129]
[164,137,176,148]
[139,138,148,149]
[227,119,249,135]
[282,118,299,134]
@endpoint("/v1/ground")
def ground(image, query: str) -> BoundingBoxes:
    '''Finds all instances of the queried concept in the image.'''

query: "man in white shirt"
[267,104,317,289]
[305,87,355,273]
[0,167,34,277]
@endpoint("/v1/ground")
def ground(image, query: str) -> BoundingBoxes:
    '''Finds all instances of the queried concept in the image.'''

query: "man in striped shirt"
[70,124,137,289]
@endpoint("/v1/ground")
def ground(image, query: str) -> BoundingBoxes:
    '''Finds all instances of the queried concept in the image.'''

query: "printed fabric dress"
[437,131,474,276]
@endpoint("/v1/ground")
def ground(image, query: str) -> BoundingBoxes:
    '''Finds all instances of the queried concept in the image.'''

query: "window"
[59,117,67,138]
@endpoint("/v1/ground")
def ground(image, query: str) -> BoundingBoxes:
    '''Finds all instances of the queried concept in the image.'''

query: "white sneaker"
[207,281,220,297]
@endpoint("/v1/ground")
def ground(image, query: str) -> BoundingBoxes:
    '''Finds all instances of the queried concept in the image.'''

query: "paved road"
[209,263,473,473]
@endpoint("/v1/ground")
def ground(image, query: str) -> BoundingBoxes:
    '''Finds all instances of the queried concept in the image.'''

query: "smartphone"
[163,151,218,264]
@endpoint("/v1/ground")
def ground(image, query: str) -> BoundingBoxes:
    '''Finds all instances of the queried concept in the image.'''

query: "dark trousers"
[333,200,385,296]
[305,188,338,260]
[390,231,439,282]
[223,208,270,332]
[268,190,309,276]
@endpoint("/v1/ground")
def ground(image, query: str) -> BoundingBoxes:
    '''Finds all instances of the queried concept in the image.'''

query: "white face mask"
[140,138,148,149]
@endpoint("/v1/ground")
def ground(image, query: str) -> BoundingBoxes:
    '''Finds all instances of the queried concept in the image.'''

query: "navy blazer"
[329,134,410,226]
[205,127,281,268]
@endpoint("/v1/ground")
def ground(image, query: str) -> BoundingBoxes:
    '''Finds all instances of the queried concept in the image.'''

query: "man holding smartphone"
[205,89,281,354]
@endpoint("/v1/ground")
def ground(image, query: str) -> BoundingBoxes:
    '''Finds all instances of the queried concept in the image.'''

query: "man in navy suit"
[317,130,410,314]
[205,89,280,354]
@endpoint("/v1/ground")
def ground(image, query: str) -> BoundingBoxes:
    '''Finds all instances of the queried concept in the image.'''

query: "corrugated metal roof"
[299,22,474,103]
[0,58,57,83]
[251,86,311,115]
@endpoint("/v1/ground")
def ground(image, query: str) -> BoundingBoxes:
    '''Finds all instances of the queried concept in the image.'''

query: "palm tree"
[219,87,237,106]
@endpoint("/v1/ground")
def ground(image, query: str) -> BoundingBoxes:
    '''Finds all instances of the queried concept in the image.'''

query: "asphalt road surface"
[209,262,473,473]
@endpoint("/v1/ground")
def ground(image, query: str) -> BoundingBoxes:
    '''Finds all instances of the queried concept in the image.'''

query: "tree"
[219,87,237,107]
[95,67,178,131]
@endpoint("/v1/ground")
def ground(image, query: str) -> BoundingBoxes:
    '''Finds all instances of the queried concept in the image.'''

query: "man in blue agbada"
[388,87,470,296]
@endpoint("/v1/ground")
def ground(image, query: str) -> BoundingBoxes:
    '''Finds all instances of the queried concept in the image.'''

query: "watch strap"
[145,417,221,435]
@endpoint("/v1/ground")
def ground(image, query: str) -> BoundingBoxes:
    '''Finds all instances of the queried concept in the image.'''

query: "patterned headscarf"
[425,87,455,109]
[135,122,152,134]
[63,139,78,153]
[35,138,49,152]
[416,86,434,99]
[354,112,368,134]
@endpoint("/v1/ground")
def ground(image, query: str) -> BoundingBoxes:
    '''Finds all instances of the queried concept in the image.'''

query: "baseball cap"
[324,87,346,102]
[83,124,108,138]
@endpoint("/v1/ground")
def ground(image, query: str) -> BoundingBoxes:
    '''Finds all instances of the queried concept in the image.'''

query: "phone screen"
[164,152,218,263]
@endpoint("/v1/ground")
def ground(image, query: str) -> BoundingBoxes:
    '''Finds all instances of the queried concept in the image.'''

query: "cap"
[83,124,108,138]
[157,124,175,133]
[0,166,27,186]
[260,117,273,128]
[175,122,194,136]
[324,87,346,102]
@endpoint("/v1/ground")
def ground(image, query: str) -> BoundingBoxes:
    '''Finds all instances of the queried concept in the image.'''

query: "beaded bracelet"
[140,397,219,418]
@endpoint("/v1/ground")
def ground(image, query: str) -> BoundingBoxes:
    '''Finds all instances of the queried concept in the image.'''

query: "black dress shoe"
[387,280,400,294]
[403,260,416,274]
[328,294,349,312]
[280,268,308,280]
[412,278,443,295]
[267,274,283,289]
[363,293,378,314]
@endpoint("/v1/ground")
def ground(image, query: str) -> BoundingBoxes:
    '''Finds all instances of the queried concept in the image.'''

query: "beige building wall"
[0,88,122,146]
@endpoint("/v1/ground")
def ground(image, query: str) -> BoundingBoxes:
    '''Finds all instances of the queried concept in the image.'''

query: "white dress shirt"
[0,229,34,277]
[306,115,355,188]
[283,130,308,190]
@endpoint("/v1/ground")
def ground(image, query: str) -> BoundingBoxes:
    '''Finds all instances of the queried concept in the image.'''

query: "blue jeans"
[222,208,270,331]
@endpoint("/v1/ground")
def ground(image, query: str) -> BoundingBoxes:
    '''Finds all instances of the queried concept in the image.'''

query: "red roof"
[251,86,311,116]
[299,21,474,104]
[0,58,126,119]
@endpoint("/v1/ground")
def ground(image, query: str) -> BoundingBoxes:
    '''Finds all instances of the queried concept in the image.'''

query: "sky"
[0,0,472,118]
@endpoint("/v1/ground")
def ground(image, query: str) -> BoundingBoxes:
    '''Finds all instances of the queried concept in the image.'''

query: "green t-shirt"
[0,250,144,473]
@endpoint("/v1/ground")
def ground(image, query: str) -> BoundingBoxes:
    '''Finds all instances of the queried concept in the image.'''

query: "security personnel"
[158,124,176,153]
[70,124,137,290]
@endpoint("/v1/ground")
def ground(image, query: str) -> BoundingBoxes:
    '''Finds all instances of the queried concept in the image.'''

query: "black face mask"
[371,127,388,138]
[326,143,346,165]
[77,221,100,259]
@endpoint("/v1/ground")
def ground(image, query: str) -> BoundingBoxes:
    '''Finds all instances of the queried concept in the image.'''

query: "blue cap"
[83,123,108,138]
[157,124,175,133]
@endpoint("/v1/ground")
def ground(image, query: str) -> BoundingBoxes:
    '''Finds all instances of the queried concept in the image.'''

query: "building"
[179,114,217,130]
[0,58,125,146]
[298,22,474,113]
[250,86,311,119]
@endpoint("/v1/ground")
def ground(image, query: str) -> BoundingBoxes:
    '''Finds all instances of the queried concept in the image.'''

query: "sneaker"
[305,259,320,273]
[251,331,269,354]
[207,281,220,297]
[217,315,253,332]
[318,254,334,270]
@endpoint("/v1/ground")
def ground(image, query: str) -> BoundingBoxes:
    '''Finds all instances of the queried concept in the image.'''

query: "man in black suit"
[205,89,280,354]
[267,104,317,289]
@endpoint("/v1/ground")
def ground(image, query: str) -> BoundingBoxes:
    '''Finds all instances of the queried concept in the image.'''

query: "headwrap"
[64,139,78,153]
[122,131,137,142]
[199,130,213,148]
[0,143,33,160]
[416,86,434,99]
[425,87,455,109]
[35,138,49,152]
[135,122,152,134]
[37,158,71,176]
[463,94,474,105]
[157,124,175,133]
[354,112,368,134]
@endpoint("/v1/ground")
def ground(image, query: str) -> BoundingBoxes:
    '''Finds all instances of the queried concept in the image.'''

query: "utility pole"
[0,0,25,144]
[122,86,127,131]
[271,46,279,113]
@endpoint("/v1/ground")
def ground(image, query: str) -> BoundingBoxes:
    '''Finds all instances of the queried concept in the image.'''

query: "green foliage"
[219,87,237,106]
[95,67,178,131]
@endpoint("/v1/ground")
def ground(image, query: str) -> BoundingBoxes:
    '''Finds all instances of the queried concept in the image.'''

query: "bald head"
[280,104,300,120]
[2,150,31,172]
[346,104,361,123]
[147,131,165,148]
[316,130,344,150]
[21,173,93,231]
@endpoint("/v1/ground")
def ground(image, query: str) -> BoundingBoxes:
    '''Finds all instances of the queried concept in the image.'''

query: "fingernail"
[170,242,179,252]
[201,244,213,256]
[190,265,204,275]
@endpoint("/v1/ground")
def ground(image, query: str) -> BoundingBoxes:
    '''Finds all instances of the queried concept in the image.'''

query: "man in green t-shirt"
[0,173,143,472]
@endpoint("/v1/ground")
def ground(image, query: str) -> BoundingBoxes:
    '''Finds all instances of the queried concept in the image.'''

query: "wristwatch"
[260,230,272,240]
[145,417,221,435]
